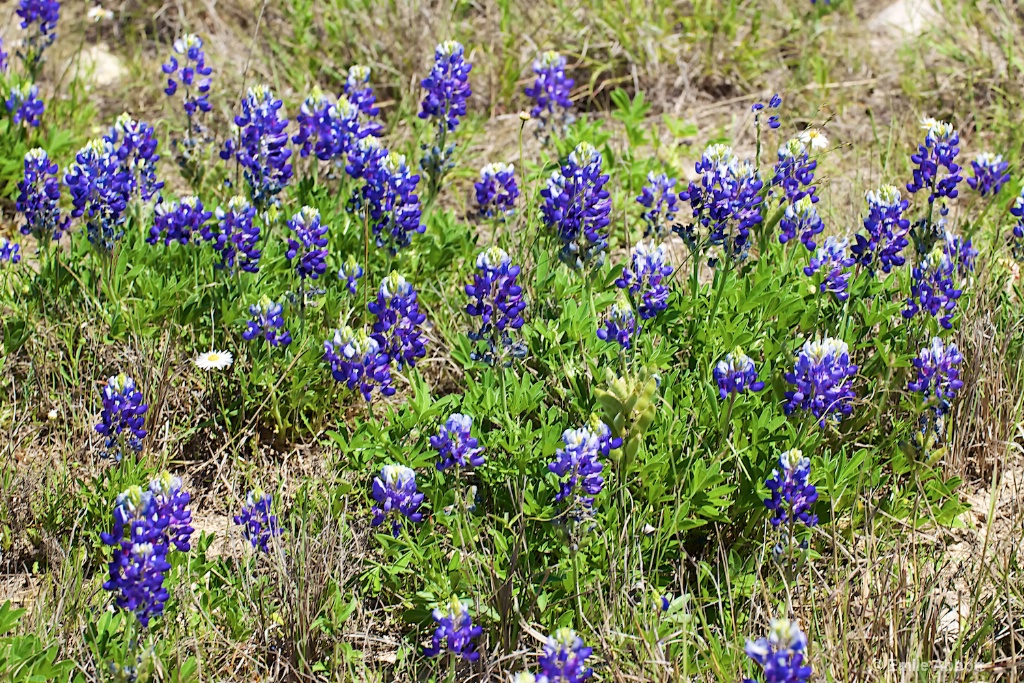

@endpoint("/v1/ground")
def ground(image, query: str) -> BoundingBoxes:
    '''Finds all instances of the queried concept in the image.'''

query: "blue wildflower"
[369,272,427,370]
[338,254,364,294]
[784,337,858,427]
[902,246,962,330]
[363,152,425,254]
[324,325,395,402]
[0,238,22,265]
[744,618,812,683]
[419,40,472,132]
[343,65,383,137]
[524,51,574,135]
[161,34,213,122]
[475,162,519,219]
[907,117,962,205]
[293,88,361,162]
[852,185,910,274]
[597,296,637,350]
[752,93,782,129]
[370,465,424,537]
[285,206,329,281]
[771,138,817,205]
[220,85,293,212]
[148,196,211,246]
[636,172,679,239]
[541,142,612,268]
[465,246,527,364]
[233,489,281,553]
[538,628,594,683]
[804,235,855,302]
[105,113,164,202]
[713,348,765,399]
[16,0,59,73]
[966,152,1009,197]
[616,241,673,320]
[763,448,818,527]
[431,413,485,471]
[908,337,963,417]
[95,373,148,460]
[242,296,292,348]
[17,148,68,243]
[423,597,483,661]
[778,195,824,251]
[345,136,386,183]
[6,82,44,127]
[549,421,620,511]
[678,144,764,263]
[64,138,130,251]
[203,196,261,273]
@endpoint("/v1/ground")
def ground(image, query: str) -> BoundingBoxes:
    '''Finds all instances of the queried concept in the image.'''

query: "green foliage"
[0,602,75,682]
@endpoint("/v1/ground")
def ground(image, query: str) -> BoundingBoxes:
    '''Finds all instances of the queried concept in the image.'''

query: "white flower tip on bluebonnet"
[380,270,412,299]
[383,152,408,173]
[335,94,358,120]
[173,34,203,53]
[535,50,565,70]
[798,128,829,151]
[381,464,416,487]
[292,205,320,226]
[768,617,807,652]
[803,337,848,364]
[549,627,580,648]
[347,64,371,84]
[788,195,818,219]
[87,5,114,21]
[436,40,464,57]
[478,245,511,270]
[866,184,902,208]
[194,350,234,370]
[480,161,514,178]
[779,138,807,159]
[569,141,600,167]
[975,151,1003,166]
[25,147,47,162]
[778,448,806,472]
[919,116,955,141]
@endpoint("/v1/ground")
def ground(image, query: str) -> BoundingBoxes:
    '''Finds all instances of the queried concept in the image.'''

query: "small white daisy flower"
[194,350,234,371]
[87,5,114,21]
[798,128,829,151]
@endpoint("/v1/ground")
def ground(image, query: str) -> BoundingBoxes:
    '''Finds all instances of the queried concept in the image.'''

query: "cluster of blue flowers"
[293,88,361,163]
[363,152,425,253]
[369,272,427,370]
[636,172,679,238]
[233,489,281,553]
[744,618,812,683]
[616,241,673,320]
[678,144,764,263]
[338,254,364,294]
[465,246,527,365]
[221,85,293,212]
[6,82,44,127]
[161,34,213,125]
[285,206,329,281]
[431,413,484,471]
[475,162,519,219]
[17,148,68,244]
[205,196,262,273]
[907,337,963,417]
[713,348,765,399]
[243,296,292,348]
[419,40,472,192]
[538,628,594,683]
[907,117,962,206]
[100,473,193,627]
[541,142,612,268]
[423,597,483,661]
[902,245,963,329]
[548,418,621,512]
[763,448,819,528]
[784,338,858,427]
[967,153,1009,197]
[778,195,824,251]
[0,238,22,265]
[524,51,574,136]
[95,373,148,460]
[597,296,637,350]
[323,325,395,402]
[852,185,910,274]
[804,235,855,301]
[751,94,782,129]
[772,138,817,205]
[148,196,212,246]
[371,464,425,536]
[16,0,60,74]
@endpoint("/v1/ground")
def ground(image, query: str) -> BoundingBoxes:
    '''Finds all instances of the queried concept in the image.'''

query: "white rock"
[870,0,940,37]
[75,43,127,88]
